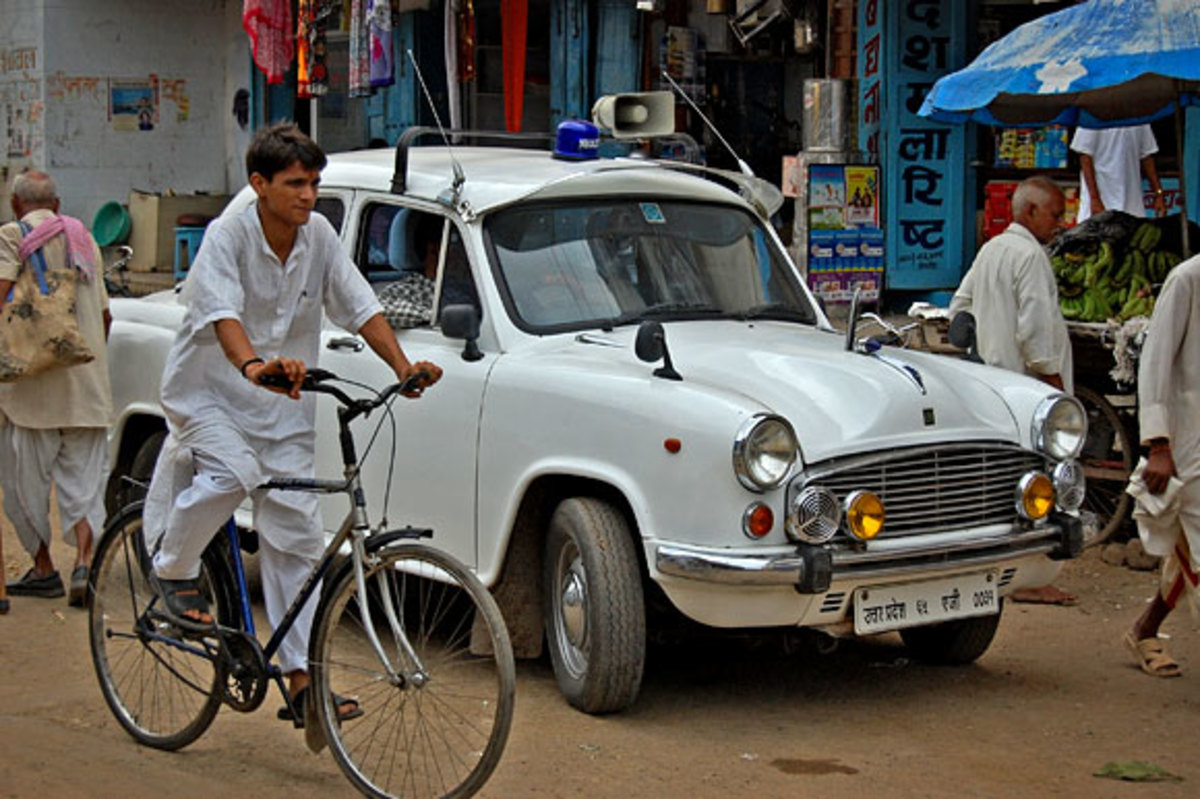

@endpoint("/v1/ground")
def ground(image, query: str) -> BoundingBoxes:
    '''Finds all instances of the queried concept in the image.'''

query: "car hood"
[581,321,1025,463]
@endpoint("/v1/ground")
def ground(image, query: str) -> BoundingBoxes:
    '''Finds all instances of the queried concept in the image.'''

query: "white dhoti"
[0,424,107,557]
[146,420,323,674]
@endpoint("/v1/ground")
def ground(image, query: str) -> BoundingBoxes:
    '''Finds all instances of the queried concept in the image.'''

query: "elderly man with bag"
[0,169,112,608]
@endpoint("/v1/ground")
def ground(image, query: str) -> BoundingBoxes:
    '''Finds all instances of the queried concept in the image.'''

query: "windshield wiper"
[600,302,724,330]
[737,303,815,323]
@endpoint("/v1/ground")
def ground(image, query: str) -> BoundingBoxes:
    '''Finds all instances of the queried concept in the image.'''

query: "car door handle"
[327,336,364,352]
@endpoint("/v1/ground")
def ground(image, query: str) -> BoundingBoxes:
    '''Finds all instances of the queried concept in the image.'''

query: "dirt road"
[2,516,1197,799]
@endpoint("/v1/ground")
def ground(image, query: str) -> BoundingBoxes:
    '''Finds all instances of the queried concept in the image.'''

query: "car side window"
[364,206,479,330]
[438,226,481,320]
[314,196,345,233]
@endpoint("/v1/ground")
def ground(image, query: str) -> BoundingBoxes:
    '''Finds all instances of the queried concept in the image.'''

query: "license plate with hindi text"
[853,571,999,635]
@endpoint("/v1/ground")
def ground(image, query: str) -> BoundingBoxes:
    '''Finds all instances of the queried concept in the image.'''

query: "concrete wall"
[2,0,249,224]
[0,0,45,218]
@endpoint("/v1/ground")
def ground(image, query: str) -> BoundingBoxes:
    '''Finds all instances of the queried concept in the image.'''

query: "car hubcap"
[554,544,589,678]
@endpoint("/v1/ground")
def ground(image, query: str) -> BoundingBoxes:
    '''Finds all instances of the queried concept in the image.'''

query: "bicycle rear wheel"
[312,543,515,799]
[88,505,225,750]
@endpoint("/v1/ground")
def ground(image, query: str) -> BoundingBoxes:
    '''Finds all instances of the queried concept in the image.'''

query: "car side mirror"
[440,304,483,362]
[948,311,981,362]
[634,320,682,381]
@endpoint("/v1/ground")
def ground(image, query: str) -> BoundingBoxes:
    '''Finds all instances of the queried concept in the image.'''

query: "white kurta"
[950,222,1074,394]
[1071,125,1157,224]
[147,204,381,558]
[1135,254,1200,574]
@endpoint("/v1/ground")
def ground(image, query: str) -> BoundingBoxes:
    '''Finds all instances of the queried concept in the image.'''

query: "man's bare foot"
[1011,584,1077,606]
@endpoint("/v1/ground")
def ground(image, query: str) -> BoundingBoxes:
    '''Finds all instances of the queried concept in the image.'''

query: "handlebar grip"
[256,367,337,391]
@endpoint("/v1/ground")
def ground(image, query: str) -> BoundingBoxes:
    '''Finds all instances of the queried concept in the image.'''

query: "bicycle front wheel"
[312,543,515,799]
[88,505,225,750]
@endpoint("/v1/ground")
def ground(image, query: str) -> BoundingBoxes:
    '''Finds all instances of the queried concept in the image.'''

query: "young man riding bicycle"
[142,122,440,725]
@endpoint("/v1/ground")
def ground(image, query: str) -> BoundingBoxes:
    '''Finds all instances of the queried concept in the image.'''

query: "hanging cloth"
[243,0,294,85]
[458,0,477,84]
[297,0,313,98]
[307,2,332,96]
[501,0,527,132]
[348,0,372,97]
[367,0,394,87]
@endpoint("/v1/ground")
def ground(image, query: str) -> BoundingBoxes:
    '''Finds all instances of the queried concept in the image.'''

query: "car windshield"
[485,199,817,332]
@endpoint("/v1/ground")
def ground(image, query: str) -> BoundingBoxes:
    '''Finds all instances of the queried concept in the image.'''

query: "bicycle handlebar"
[256,367,430,421]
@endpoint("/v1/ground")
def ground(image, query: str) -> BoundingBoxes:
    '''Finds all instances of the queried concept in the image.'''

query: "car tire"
[899,603,1002,665]
[112,430,166,516]
[543,497,645,714]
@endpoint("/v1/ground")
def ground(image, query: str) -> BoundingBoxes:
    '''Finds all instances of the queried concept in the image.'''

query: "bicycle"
[104,244,134,297]
[87,369,516,799]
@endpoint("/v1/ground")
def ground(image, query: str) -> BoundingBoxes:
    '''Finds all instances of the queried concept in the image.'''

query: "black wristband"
[239,357,265,378]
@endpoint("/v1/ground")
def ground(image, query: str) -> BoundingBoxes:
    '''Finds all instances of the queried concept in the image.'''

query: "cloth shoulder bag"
[0,221,95,382]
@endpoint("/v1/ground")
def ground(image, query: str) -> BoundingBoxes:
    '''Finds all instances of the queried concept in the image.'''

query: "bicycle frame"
[145,383,431,696]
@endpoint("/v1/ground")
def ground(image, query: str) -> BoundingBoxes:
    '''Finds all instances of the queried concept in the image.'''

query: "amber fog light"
[845,490,885,540]
[742,502,774,539]
[1016,472,1055,520]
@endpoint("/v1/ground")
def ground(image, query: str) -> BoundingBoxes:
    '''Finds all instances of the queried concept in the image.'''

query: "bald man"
[950,176,1076,606]
[951,176,1073,392]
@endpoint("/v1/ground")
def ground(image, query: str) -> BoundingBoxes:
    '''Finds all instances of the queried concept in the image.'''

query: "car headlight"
[1031,395,1086,460]
[732,414,798,492]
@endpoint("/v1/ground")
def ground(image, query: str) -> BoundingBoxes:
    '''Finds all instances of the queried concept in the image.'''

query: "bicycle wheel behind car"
[311,543,516,799]
[88,504,226,750]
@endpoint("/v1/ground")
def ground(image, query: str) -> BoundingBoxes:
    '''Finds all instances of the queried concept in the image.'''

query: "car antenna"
[661,69,754,178]
[406,49,466,206]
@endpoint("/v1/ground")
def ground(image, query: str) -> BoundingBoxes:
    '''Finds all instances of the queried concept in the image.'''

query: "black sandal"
[148,572,216,633]
[277,686,364,728]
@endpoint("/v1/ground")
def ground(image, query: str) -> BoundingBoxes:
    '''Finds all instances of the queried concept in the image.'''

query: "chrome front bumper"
[655,514,1082,592]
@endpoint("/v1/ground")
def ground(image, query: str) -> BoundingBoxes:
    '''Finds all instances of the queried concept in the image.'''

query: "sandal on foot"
[148,572,215,633]
[1124,631,1182,678]
[67,564,89,608]
[277,686,364,727]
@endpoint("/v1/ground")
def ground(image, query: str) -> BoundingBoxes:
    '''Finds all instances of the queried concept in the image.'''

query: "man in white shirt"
[951,176,1076,606]
[951,176,1072,392]
[1124,254,1200,678]
[1071,124,1166,224]
[143,123,441,725]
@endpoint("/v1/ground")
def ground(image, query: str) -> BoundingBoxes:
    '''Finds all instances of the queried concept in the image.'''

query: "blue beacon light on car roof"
[553,120,601,161]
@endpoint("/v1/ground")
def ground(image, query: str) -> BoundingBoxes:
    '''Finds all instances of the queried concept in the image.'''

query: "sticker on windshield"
[639,202,666,224]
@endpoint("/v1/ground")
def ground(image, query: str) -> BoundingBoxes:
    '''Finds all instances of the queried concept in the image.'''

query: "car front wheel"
[899,603,1003,665]
[543,497,645,714]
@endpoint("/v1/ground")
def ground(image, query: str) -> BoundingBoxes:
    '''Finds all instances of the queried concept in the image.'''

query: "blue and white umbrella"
[919,0,1200,129]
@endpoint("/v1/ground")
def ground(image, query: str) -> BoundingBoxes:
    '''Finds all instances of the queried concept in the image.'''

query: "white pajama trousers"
[148,431,323,675]
[0,424,107,558]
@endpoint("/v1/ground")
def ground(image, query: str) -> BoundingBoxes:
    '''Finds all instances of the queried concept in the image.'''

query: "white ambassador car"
[105,102,1086,714]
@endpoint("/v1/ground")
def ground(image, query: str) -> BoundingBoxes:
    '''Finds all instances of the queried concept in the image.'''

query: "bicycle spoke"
[312,544,514,799]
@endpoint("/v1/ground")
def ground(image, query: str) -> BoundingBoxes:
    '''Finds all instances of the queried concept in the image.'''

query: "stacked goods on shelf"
[1049,210,1193,322]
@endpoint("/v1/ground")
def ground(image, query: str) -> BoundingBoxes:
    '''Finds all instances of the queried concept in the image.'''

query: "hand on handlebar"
[398,360,442,399]
[247,356,307,399]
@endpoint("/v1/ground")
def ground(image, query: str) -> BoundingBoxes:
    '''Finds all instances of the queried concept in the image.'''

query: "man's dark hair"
[245,122,327,182]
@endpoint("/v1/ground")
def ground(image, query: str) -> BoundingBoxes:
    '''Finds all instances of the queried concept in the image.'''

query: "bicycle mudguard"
[366,527,433,554]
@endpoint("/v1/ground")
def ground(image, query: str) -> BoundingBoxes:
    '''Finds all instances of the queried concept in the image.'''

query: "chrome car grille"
[800,444,1047,538]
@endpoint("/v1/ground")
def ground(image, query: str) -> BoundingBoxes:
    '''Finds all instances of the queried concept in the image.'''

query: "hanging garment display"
[348,0,372,97]
[502,0,528,132]
[243,0,294,85]
[367,0,394,87]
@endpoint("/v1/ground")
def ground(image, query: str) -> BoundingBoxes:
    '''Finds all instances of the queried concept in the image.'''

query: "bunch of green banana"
[1130,222,1162,253]
[1117,273,1156,320]
[1147,250,1182,282]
